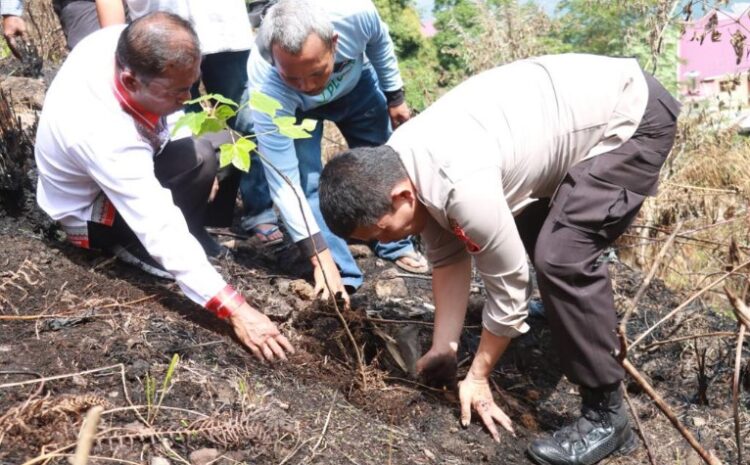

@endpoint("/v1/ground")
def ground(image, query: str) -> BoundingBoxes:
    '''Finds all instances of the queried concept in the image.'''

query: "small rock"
[274,278,292,295]
[692,416,707,427]
[189,448,220,465]
[290,279,315,301]
[348,244,373,258]
[263,296,294,320]
[395,325,421,377]
[424,448,436,461]
[379,268,400,279]
[71,375,88,387]
[108,391,119,398]
[375,277,409,299]
[151,457,170,465]
[0,345,11,352]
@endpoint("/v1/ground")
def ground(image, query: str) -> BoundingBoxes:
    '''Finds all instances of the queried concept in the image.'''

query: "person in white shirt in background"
[35,12,293,362]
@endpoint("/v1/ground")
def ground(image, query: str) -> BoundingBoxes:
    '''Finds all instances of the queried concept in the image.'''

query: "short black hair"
[320,145,409,238]
[115,11,200,81]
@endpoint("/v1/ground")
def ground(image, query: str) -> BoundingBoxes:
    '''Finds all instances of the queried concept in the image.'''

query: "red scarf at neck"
[112,70,160,130]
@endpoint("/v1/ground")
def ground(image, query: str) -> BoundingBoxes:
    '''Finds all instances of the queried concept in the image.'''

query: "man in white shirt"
[35,12,293,362]
[319,54,680,465]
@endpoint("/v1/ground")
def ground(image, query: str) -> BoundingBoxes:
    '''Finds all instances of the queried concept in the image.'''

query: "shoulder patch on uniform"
[448,217,481,252]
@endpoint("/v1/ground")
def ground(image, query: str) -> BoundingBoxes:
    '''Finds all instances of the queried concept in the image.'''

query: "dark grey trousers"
[88,132,239,251]
[53,0,99,50]
[514,73,680,388]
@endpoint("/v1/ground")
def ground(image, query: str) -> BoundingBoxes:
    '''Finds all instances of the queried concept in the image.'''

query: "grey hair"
[255,0,335,63]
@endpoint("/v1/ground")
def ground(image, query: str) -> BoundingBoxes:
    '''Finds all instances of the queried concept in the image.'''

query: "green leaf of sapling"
[235,137,257,154]
[170,112,207,137]
[272,116,315,139]
[214,104,236,122]
[220,138,256,172]
[299,118,318,132]
[249,90,283,117]
[278,125,314,139]
[198,117,224,135]
[205,93,239,107]
[232,150,252,172]
[219,143,235,168]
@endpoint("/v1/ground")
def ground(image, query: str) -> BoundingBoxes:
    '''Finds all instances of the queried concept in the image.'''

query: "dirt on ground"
[1,61,748,465]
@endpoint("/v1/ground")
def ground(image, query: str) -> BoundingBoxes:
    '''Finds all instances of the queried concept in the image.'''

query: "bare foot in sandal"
[394,250,430,274]
[250,223,284,246]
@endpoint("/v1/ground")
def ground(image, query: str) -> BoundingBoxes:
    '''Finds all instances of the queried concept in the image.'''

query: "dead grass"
[619,109,750,304]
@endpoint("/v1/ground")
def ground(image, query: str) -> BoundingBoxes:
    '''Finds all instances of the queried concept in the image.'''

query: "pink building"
[420,19,437,38]
[679,5,750,105]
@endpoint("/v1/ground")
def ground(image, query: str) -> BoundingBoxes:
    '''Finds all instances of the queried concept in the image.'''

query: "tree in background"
[552,0,680,92]
[432,0,558,87]
[373,0,440,110]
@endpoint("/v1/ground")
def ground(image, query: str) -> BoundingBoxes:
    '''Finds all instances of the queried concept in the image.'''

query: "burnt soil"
[1,64,748,465]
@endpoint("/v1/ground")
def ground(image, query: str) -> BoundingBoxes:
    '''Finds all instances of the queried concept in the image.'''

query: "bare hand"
[388,102,411,130]
[228,303,294,362]
[458,371,514,442]
[312,249,350,306]
[416,346,457,388]
[208,177,219,203]
[2,15,28,59]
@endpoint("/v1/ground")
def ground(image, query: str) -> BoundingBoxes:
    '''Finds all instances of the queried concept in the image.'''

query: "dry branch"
[641,331,736,349]
[72,405,103,465]
[622,358,722,465]
[723,285,750,465]
[629,258,750,350]
[623,389,656,465]
[255,150,368,388]
[621,221,683,346]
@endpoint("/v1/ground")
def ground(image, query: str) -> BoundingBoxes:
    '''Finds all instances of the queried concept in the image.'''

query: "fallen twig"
[723,284,750,465]
[0,313,114,321]
[72,405,104,465]
[312,390,337,452]
[101,404,208,418]
[620,221,683,350]
[629,258,750,350]
[622,358,722,465]
[384,376,449,394]
[0,364,122,389]
[623,387,656,465]
[732,324,746,465]
[641,331,736,350]
[394,273,432,281]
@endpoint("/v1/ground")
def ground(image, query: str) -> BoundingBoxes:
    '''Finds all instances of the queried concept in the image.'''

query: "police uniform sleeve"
[442,167,531,338]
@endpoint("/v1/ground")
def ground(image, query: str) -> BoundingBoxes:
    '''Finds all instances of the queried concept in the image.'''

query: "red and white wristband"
[205,285,246,320]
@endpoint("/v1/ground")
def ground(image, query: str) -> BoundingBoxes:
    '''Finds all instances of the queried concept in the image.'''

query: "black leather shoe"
[527,384,637,465]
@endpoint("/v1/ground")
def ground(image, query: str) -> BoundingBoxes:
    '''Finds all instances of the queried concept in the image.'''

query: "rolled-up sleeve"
[360,3,403,93]
[442,168,531,338]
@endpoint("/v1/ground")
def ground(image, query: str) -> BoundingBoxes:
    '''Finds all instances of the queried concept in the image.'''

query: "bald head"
[115,11,201,81]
